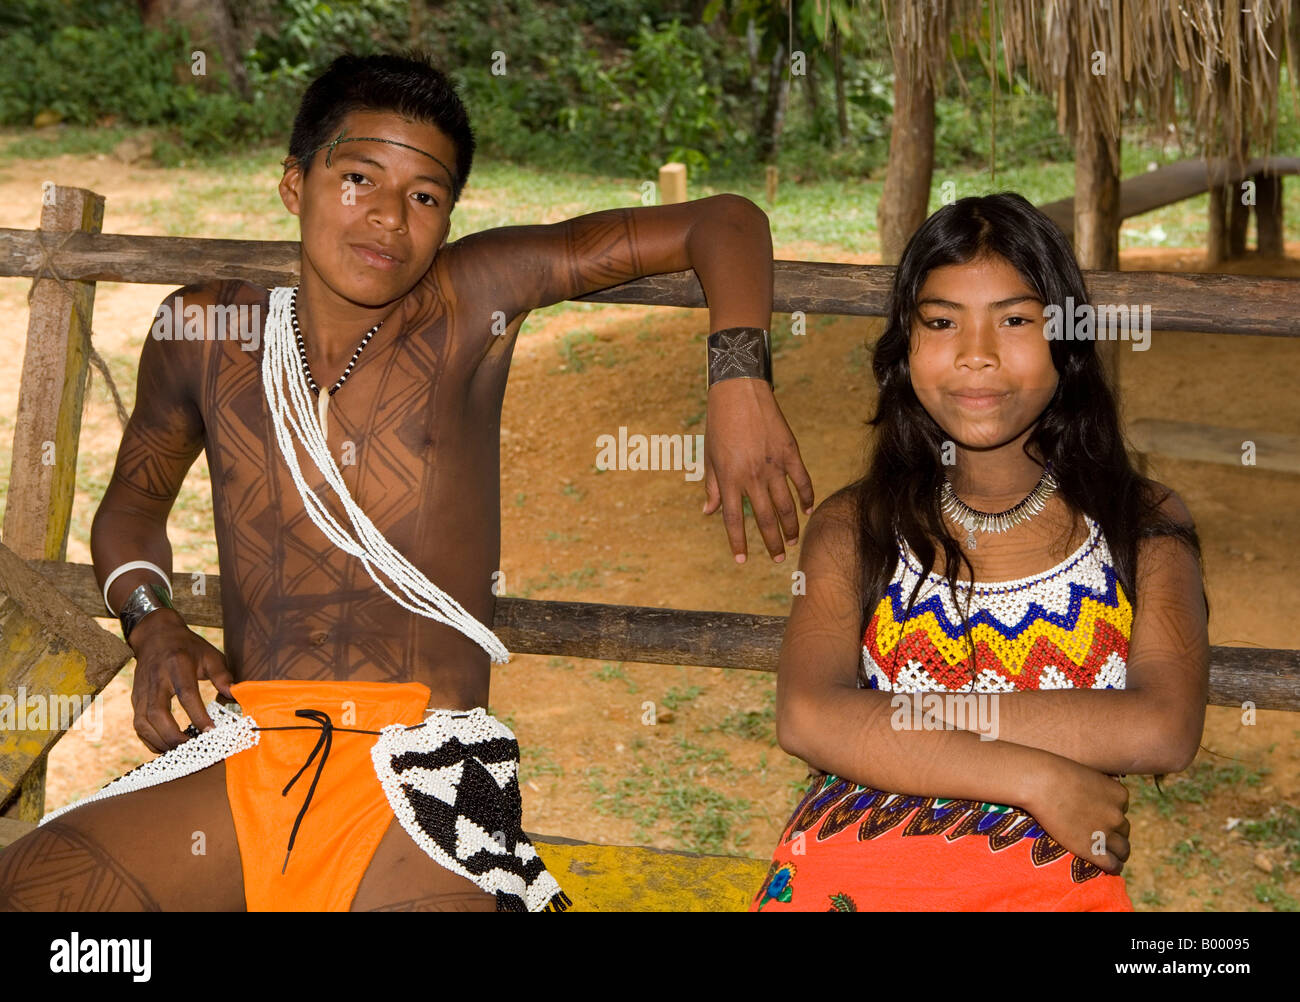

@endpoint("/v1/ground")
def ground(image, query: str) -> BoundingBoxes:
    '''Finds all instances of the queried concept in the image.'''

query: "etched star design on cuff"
[710,332,760,375]
[707,327,771,385]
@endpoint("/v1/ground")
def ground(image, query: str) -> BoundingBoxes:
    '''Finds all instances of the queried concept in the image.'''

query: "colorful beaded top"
[860,514,1132,693]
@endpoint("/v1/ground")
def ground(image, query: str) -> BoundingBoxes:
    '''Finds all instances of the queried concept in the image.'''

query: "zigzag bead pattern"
[861,514,1132,694]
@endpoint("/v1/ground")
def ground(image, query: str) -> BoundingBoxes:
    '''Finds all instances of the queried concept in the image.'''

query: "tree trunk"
[804,46,821,124]
[832,22,848,146]
[1073,97,1121,390]
[1073,117,1120,270]
[756,40,790,162]
[1254,11,1286,258]
[138,0,249,99]
[1226,131,1252,259]
[1207,170,1229,267]
[746,20,764,140]
[1228,182,1250,258]
[876,3,935,265]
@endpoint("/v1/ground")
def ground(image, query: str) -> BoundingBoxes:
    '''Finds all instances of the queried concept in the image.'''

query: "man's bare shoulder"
[141,279,268,393]
[415,235,531,365]
[426,229,510,314]
[149,279,268,340]
[155,278,267,308]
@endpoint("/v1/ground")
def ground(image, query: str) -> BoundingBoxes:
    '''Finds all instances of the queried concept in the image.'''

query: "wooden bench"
[1038,155,1300,258]
[2,185,1299,911]
[1037,156,1300,475]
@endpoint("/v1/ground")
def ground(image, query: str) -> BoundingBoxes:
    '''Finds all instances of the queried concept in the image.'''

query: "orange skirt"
[751,774,1134,912]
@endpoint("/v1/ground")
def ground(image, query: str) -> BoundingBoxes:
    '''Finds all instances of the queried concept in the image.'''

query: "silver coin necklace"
[939,462,1058,550]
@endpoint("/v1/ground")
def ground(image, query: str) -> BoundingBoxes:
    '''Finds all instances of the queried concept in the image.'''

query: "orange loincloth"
[224,679,432,911]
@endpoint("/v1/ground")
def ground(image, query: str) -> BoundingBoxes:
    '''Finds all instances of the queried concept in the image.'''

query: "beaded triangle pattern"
[371,708,569,912]
[861,515,1132,693]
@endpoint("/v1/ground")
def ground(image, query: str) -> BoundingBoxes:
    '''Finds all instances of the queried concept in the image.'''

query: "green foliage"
[4,0,1291,191]
[246,0,408,75]
[1132,761,1271,820]
[0,0,291,155]
[660,685,705,710]
[932,65,1074,171]
[0,7,180,126]
[585,734,754,853]
[421,2,750,177]
[1239,805,1300,874]
[562,16,745,177]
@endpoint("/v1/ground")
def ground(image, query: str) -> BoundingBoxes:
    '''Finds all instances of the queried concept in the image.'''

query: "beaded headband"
[287,129,459,194]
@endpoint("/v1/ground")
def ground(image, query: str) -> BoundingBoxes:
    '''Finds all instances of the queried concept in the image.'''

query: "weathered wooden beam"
[1,186,105,822]
[0,230,302,289]
[0,543,134,813]
[1038,156,1300,238]
[1128,419,1300,474]
[1,229,1299,337]
[25,559,1300,712]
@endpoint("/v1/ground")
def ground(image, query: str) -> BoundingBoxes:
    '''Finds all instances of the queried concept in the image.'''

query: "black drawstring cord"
[245,708,481,875]
[279,709,333,874]
[257,710,383,875]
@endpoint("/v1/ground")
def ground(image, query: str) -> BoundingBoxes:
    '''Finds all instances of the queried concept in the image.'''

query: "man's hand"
[702,377,814,563]
[127,609,235,753]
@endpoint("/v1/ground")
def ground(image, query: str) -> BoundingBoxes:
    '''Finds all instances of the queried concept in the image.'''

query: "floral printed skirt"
[751,773,1134,912]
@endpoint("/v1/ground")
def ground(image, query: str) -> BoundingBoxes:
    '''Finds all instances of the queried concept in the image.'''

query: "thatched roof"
[876,0,1299,169]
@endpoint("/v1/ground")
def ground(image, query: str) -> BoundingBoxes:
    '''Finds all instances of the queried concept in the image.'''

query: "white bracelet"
[103,560,173,616]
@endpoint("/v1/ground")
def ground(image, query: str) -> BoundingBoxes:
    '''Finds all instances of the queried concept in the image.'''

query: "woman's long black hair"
[850,192,1206,680]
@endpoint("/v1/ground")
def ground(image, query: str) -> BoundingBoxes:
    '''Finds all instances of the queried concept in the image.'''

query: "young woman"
[752,192,1210,912]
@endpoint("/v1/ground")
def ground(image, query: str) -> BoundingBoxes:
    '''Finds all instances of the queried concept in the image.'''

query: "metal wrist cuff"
[706,327,772,387]
[119,582,175,643]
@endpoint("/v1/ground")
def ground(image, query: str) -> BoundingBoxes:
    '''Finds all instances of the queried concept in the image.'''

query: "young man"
[0,52,812,911]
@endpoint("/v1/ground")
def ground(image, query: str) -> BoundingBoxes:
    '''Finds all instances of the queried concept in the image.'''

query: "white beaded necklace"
[262,285,509,663]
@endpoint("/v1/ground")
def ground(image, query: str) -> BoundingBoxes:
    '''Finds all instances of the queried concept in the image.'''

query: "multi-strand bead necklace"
[261,285,510,664]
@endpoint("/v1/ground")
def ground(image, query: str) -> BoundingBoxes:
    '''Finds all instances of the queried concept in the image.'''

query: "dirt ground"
[1,150,1297,911]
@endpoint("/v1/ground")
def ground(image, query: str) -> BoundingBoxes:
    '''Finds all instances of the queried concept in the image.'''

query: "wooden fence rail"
[28,559,1300,713]
[2,228,1300,337]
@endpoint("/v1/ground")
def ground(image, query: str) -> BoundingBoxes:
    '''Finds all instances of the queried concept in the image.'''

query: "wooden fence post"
[1256,173,1284,257]
[658,162,687,205]
[1228,181,1250,259]
[0,185,105,822]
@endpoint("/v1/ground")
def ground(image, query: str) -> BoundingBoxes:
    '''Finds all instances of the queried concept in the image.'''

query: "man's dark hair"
[288,51,475,204]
